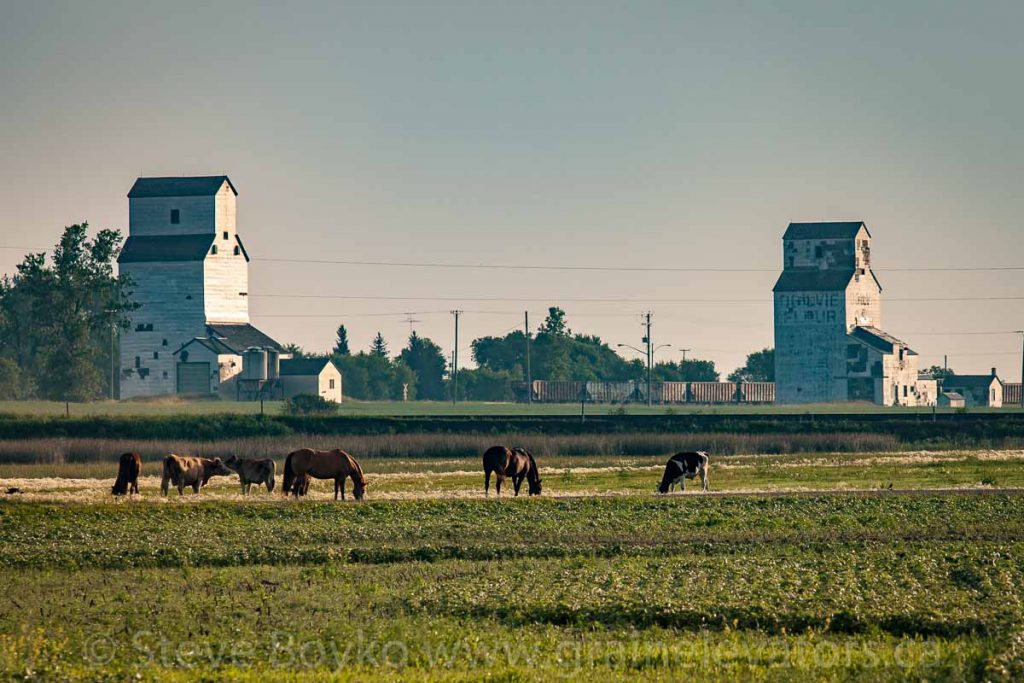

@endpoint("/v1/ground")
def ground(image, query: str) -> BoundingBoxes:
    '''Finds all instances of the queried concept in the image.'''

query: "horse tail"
[160,456,172,496]
[267,460,277,493]
[282,452,295,494]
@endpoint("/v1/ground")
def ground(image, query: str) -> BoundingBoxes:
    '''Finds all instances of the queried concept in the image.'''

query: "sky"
[1,0,1022,380]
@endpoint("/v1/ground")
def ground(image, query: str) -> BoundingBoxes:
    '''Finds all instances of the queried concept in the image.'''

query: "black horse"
[483,446,542,496]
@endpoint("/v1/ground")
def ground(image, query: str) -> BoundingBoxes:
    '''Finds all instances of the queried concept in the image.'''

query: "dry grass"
[0,431,901,465]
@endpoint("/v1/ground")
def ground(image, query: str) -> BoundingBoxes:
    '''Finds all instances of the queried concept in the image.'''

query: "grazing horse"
[657,452,709,493]
[111,452,142,496]
[282,448,368,500]
[483,446,542,496]
[224,455,276,495]
[160,455,232,496]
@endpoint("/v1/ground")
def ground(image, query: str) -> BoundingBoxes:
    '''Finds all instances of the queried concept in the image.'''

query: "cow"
[160,454,232,496]
[224,455,276,495]
[111,452,142,496]
[657,452,709,493]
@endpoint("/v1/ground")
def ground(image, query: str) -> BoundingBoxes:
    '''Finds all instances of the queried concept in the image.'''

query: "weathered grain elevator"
[773,222,930,406]
[117,176,283,398]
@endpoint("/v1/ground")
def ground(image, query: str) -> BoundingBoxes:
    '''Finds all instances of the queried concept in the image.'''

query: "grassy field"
[1,491,1023,680]
[2,398,1021,417]
[2,449,1024,679]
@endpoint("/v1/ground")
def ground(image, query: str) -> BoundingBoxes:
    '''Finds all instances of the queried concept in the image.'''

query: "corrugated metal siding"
[585,382,636,403]
[659,382,689,403]
[532,381,585,402]
[689,382,737,403]
[1005,383,1022,406]
[740,382,776,403]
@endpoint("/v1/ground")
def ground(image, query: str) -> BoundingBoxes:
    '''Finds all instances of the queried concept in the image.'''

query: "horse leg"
[513,475,523,497]
[496,476,502,496]
[340,478,346,500]
[701,467,708,492]
[485,470,491,496]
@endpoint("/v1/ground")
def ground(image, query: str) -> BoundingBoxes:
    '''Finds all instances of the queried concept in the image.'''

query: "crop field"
[2,447,1024,680]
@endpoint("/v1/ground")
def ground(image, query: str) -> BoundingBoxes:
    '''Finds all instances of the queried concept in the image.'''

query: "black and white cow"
[657,452,709,493]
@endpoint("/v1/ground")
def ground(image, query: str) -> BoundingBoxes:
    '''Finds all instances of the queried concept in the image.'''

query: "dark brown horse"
[111,452,142,496]
[282,448,368,500]
[482,446,542,497]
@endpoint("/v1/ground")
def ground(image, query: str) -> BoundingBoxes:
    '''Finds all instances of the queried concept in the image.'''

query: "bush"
[282,394,339,416]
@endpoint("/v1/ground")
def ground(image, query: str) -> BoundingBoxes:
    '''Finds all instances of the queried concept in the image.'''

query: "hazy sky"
[1,1,1021,379]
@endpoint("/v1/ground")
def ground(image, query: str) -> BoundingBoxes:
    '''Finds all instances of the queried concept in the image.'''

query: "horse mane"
[338,449,366,483]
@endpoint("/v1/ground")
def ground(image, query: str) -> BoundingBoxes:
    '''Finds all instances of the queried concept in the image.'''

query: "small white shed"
[280,358,342,403]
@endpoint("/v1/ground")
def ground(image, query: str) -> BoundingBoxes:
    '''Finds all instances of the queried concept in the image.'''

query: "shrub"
[283,394,339,416]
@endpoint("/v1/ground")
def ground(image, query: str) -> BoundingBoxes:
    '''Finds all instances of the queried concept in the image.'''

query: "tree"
[728,348,774,382]
[331,352,416,401]
[332,324,350,356]
[653,359,720,382]
[459,367,517,401]
[922,365,956,380]
[0,224,135,401]
[0,358,22,400]
[370,332,388,358]
[472,308,637,382]
[539,307,569,336]
[283,343,306,358]
[399,332,447,400]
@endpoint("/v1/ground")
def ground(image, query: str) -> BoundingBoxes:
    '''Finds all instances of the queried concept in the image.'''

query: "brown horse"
[282,448,368,500]
[111,452,142,496]
[483,446,542,497]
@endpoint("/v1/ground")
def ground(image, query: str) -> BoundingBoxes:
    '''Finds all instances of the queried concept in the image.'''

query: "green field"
[2,448,1024,680]
[1,494,1022,680]
[2,398,1020,417]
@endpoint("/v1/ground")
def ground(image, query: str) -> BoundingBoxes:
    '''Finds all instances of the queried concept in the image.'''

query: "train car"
[689,382,737,404]
[740,382,776,404]
[659,382,689,403]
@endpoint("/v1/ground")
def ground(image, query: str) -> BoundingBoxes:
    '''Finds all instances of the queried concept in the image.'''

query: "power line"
[3,245,1023,273]
[248,255,1024,274]
[249,292,1024,304]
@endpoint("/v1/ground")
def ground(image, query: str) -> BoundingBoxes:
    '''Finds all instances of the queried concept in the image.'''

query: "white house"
[117,176,283,398]
[941,370,1004,408]
[280,358,343,403]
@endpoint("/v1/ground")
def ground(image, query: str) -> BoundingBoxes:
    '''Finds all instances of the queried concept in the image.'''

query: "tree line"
[292,307,752,402]
[0,226,787,402]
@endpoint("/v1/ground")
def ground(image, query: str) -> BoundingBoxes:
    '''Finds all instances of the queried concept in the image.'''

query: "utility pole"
[643,312,653,407]
[524,311,532,404]
[680,349,690,364]
[451,310,462,404]
[402,313,421,334]
[1017,330,1024,406]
